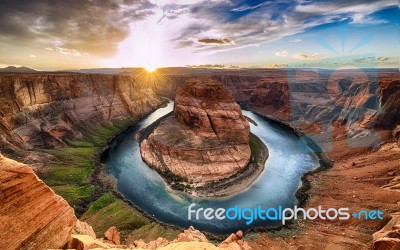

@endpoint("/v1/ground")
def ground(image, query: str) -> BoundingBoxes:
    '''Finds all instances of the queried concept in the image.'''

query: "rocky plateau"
[140,77,251,184]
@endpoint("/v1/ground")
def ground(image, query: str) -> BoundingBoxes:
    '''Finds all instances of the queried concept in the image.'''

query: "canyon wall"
[153,69,399,142]
[0,73,162,151]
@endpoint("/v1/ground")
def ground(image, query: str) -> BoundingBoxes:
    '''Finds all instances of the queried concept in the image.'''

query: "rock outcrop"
[173,226,209,243]
[219,230,251,250]
[0,73,162,150]
[70,225,251,250]
[249,76,291,121]
[372,212,400,250]
[373,79,400,130]
[173,77,250,144]
[0,153,77,250]
[104,226,121,245]
[140,77,251,184]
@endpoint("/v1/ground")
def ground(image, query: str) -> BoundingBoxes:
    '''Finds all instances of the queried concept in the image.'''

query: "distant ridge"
[0,66,38,73]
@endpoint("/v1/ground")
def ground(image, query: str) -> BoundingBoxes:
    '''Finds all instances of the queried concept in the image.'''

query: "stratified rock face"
[249,76,291,121]
[141,77,250,184]
[173,77,250,144]
[0,153,77,250]
[374,79,400,130]
[0,73,162,150]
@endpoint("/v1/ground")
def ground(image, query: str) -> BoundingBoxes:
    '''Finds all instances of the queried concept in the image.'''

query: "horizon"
[1,65,399,72]
[0,0,399,70]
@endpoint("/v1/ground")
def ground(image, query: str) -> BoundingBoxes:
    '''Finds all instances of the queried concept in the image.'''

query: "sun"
[144,65,157,73]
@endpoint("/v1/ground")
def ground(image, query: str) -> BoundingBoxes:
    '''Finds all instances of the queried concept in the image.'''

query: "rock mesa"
[140,77,251,184]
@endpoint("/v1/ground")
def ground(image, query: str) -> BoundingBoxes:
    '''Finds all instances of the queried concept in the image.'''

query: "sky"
[0,0,398,70]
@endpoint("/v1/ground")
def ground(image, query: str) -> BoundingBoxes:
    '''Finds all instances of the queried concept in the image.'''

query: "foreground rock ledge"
[0,153,77,250]
[140,77,251,184]
[0,153,252,250]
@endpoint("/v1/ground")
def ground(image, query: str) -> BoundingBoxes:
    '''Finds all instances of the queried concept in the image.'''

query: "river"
[105,101,320,234]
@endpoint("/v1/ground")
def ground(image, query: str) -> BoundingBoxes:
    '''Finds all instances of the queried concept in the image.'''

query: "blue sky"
[0,0,398,69]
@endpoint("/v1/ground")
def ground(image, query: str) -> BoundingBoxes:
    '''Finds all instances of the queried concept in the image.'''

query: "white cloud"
[29,54,37,58]
[293,53,326,60]
[275,50,288,57]
[295,0,397,25]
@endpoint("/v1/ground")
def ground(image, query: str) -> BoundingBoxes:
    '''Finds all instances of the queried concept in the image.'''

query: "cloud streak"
[197,38,234,45]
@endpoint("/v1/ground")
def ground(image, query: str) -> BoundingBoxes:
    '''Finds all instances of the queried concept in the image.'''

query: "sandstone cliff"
[0,153,77,249]
[173,77,250,144]
[140,77,251,184]
[0,73,162,150]
[373,79,400,130]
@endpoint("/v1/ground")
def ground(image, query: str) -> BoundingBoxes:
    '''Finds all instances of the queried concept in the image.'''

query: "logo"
[188,203,383,226]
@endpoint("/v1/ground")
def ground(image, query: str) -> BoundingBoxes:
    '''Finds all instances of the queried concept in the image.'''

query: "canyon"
[140,77,252,185]
[0,73,162,151]
[0,68,399,249]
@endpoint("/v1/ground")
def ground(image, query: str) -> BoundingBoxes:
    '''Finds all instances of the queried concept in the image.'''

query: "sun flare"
[145,65,157,73]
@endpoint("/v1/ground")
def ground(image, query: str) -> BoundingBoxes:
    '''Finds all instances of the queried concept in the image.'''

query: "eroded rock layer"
[0,153,77,250]
[0,73,162,150]
[140,77,250,184]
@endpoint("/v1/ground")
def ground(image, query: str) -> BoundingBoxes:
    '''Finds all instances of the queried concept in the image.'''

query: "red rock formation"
[130,226,251,250]
[73,220,97,239]
[173,77,250,144]
[0,153,77,250]
[372,212,400,250]
[211,75,260,103]
[219,230,251,250]
[0,73,162,150]
[104,226,121,245]
[373,79,400,130]
[249,77,291,121]
[141,77,251,184]
[173,226,209,243]
[68,234,111,250]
